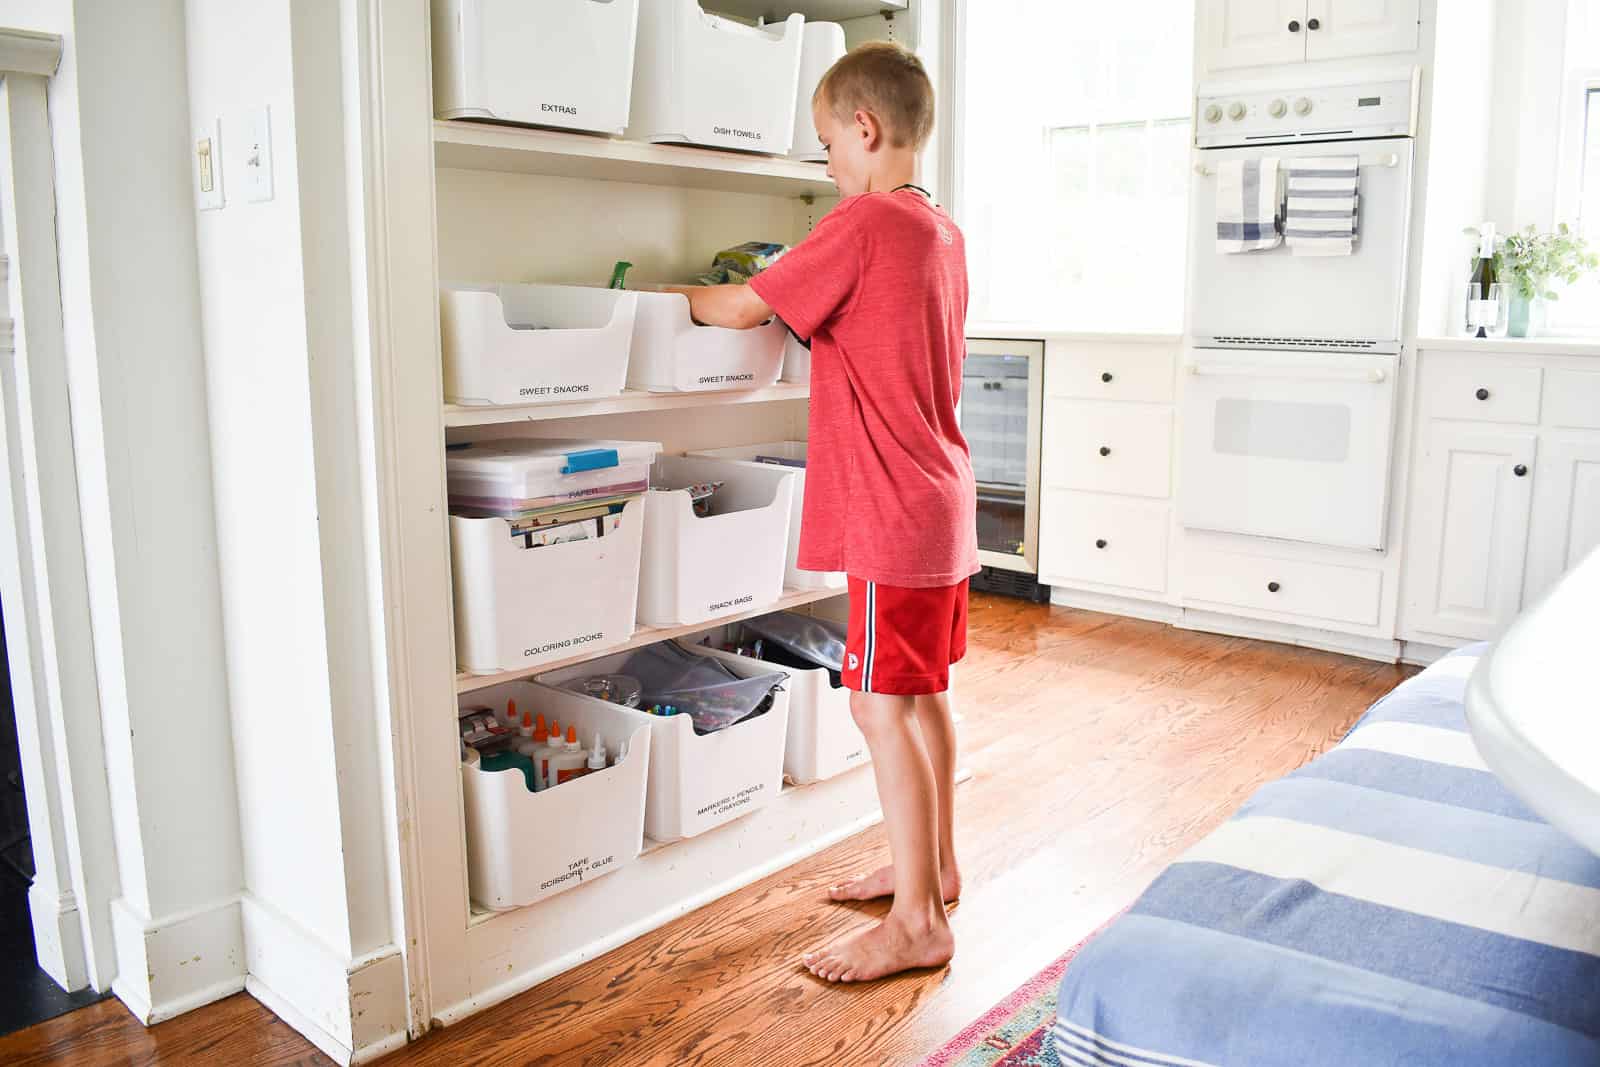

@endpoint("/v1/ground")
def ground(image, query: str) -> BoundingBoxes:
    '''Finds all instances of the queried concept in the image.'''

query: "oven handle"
[1187,363,1388,384]
[1193,152,1400,177]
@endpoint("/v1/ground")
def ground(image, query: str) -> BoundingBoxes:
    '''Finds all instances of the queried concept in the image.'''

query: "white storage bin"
[627,2,805,154]
[537,646,790,841]
[451,496,647,674]
[441,284,636,407]
[789,21,846,162]
[459,680,651,910]
[627,290,786,393]
[686,441,844,591]
[638,456,795,626]
[780,334,811,384]
[432,0,640,135]
[686,619,866,785]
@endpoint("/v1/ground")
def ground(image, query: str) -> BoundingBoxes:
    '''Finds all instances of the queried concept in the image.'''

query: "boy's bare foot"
[828,864,962,904]
[803,913,955,983]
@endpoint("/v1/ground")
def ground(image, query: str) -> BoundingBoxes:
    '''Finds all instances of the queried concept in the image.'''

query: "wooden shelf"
[434,120,837,200]
[708,0,907,20]
[456,585,845,694]
[444,383,809,428]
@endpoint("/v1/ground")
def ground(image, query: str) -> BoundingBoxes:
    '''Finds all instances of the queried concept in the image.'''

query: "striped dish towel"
[1285,156,1359,256]
[1215,158,1282,253]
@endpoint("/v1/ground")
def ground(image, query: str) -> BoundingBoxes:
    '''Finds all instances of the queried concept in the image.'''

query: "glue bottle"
[530,716,561,790]
[548,725,587,786]
[585,733,607,777]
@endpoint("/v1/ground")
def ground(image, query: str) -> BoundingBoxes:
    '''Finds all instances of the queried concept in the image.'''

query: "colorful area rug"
[918,917,1117,1067]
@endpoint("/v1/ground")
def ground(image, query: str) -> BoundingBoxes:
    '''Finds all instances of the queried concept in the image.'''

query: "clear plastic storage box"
[447,438,659,515]
[432,0,641,135]
[441,284,636,407]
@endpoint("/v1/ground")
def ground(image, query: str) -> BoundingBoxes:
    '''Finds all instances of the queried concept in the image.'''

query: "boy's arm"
[658,284,775,331]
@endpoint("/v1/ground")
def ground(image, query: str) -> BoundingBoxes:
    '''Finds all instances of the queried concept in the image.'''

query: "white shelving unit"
[357,1,953,1034]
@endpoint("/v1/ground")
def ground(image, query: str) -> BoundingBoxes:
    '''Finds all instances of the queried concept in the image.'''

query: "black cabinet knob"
[1101,371,1114,383]
[1288,19,1301,31]
[1095,538,1108,550]
[1514,464,1528,477]
[1267,581,1281,593]
[1475,387,1490,401]
[1307,17,1320,29]
[1098,446,1111,457]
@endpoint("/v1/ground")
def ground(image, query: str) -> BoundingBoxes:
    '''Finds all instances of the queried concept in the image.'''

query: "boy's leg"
[804,691,954,982]
[827,690,962,903]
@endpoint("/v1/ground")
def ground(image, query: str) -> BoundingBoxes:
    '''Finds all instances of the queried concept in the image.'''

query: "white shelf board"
[456,585,846,694]
[433,120,837,199]
[707,0,907,21]
[444,383,810,428]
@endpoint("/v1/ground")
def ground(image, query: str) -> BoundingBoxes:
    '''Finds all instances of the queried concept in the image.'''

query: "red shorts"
[842,577,969,696]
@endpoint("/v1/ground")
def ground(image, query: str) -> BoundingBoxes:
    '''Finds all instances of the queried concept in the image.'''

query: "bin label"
[707,593,755,615]
[539,852,617,894]
[696,373,757,387]
[696,782,766,820]
[714,126,763,142]
[519,383,593,398]
[542,104,579,117]
[525,631,606,658]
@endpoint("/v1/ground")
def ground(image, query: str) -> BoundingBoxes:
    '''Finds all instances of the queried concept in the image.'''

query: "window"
[958,0,1195,330]
[1549,1,1600,331]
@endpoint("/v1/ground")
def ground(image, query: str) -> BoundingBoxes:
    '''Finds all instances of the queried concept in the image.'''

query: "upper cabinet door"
[1202,0,1308,72]
[1303,0,1421,62]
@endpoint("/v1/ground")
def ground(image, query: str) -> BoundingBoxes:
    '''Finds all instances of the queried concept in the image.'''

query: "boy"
[674,41,976,983]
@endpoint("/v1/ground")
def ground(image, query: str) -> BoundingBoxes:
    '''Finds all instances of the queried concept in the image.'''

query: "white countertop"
[1466,551,1600,860]
[1416,335,1600,357]
[966,322,1182,343]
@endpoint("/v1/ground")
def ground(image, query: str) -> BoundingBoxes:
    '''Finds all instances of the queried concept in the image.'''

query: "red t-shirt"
[750,189,978,588]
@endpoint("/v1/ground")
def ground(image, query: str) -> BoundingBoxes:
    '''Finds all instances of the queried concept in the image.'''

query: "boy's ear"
[854,108,883,152]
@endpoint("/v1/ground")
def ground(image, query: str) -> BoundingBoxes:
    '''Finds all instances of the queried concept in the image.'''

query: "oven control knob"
[1203,104,1223,124]
[1228,102,1247,121]
[1294,97,1314,116]
[1269,98,1288,119]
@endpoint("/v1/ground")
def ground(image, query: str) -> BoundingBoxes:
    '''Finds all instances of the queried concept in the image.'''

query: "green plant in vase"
[1495,224,1599,338]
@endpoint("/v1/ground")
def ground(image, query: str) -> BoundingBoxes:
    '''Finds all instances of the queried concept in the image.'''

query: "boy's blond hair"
[814,40,935,151]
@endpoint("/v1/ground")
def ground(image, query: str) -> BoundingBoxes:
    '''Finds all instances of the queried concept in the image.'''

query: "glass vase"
[1508,290,1544,339]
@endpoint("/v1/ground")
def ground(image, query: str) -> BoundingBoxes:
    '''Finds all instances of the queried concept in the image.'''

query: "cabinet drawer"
[1183,544,1384,628]
[1040,491,1169,594]
[1046,343,1177,404]
[1544,369,1600,430]
[1426,360,1542,424]
[1043,402,1173,498]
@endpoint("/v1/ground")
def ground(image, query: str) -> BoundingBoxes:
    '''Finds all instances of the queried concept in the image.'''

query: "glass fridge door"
[960,339,1044,572]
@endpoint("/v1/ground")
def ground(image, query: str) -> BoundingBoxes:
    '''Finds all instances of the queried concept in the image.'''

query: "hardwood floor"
[0,598,1414,1066]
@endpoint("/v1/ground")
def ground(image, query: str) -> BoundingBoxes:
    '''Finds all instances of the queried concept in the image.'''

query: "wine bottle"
[1468,224,1498,338]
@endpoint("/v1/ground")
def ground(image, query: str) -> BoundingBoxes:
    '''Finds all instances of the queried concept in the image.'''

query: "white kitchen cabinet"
[1202,0,1308,71]
[1407,425,1537,641]
[1200,0,1419,71]
[1303,0,1421,61]
[1524,431,1600,605]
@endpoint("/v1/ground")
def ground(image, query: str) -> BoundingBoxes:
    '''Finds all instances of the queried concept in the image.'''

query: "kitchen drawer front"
[1046,343,1178,404]
[1043,402,1173,499]
[1183,545,1384,628]
[1544,369,1600,430]
[1425,360,1542,425]
[1041,490,1170,594]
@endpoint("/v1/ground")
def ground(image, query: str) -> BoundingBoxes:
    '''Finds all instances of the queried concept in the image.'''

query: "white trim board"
[109,896,245,1025]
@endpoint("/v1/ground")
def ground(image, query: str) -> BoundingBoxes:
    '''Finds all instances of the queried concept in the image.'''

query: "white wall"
[6,0,247,1019]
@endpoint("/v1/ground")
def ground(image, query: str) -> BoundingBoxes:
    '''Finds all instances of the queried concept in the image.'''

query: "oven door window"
[1212,398,1354,463]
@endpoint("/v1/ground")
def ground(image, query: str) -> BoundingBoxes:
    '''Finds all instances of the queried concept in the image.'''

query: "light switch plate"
[242,106,273,203]
[195,119,223,211]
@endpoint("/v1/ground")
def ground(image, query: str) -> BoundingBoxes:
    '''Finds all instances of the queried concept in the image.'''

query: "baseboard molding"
[1048,587,1183,625]
[1397,638,1459,667]
[240,895,408,1065]
[1176,609,1403,663]
[28,880,88,991]
[109,895,246,1024]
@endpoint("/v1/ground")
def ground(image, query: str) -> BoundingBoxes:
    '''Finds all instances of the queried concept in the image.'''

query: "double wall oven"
[1182,71,1419,551]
